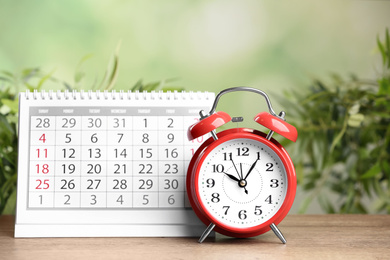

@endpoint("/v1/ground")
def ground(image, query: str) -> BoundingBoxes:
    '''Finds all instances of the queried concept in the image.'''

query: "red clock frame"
[187,128,296,238]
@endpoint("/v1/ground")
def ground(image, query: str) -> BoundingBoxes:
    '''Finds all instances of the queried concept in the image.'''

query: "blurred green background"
[1,0,389,214]
[1,1,389,91]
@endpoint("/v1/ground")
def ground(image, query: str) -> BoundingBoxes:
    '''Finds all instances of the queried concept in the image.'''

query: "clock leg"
[198,223,216,243]
[270,223,287,244]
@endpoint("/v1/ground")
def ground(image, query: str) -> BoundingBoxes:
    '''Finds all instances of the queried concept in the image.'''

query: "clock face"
[197,137,288,229]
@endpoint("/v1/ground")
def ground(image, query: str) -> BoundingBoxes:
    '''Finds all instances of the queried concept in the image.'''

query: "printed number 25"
[36,179,50,189]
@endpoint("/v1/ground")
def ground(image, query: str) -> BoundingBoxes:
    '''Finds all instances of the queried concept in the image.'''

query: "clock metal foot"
[198,223,216,243]
[270,223,287,244]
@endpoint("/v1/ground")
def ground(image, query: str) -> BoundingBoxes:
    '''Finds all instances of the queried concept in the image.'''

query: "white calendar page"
[15,90,214,237]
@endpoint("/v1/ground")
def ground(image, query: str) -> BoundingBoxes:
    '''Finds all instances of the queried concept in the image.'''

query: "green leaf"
[378,78,390,95]
[36,69,56,90]
[386,28,390,68]
[361,162,381,179]
[0,76,13,83]
[143,80,162,91]
[298,196,313,214]
[0,114,15,138]
[131,79,143,91]
[160,87,185,92]
[295,162,304,184]
[21,68,40,82]
[1,98,19,114]
[73,53,94,85]
[0,70,14,78]
[2,189,17,214]
[74,71,86,84]
[347,113,364,128]
[355,202,368,214]
[348,103,360,115]
[104,54,119,91]
[377,35,387,66]
[104,41,121,91]
[329,116,348,153]
[318,194,336,214]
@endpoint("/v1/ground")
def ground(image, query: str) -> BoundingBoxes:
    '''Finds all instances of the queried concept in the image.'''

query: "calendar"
[15,90,214,237]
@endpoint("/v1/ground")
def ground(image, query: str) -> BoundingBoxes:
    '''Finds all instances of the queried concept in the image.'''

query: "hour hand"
[223,172,240,182]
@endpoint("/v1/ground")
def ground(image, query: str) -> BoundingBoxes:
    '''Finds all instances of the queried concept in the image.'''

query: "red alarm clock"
[186,87,297,243]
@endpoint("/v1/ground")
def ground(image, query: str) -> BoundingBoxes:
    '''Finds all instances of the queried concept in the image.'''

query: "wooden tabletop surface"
[1,214,389,260]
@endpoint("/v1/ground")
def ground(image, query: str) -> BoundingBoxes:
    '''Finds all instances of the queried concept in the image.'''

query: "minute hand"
[243,159,258,180]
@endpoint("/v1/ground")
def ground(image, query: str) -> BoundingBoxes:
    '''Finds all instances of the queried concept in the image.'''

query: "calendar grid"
[27,107,210,210]
[16,91,214,237]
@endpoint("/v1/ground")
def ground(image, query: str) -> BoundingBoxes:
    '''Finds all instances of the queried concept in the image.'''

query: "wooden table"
[1,215,389,259]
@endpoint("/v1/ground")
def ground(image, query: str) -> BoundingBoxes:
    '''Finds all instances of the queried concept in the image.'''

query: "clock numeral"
[265,195,272,204]
[206,178,215,188]
[236,147,249,156]
[254,206,262,215]
[211,193,220,203]
[223,152,232,161]
[222,206,230,215]
[270,179,279,188]
[266,163,274,171]
[238,210,247,220]
[212,164,224,173]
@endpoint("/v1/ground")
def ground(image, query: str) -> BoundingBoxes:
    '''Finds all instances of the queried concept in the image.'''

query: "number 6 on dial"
[186,87,298,243]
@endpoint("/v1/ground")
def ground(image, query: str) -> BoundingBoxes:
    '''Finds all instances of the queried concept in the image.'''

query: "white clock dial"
[198,138,287,229]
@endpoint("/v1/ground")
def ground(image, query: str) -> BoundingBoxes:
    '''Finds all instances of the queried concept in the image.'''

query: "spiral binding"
[24,90,212,100]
